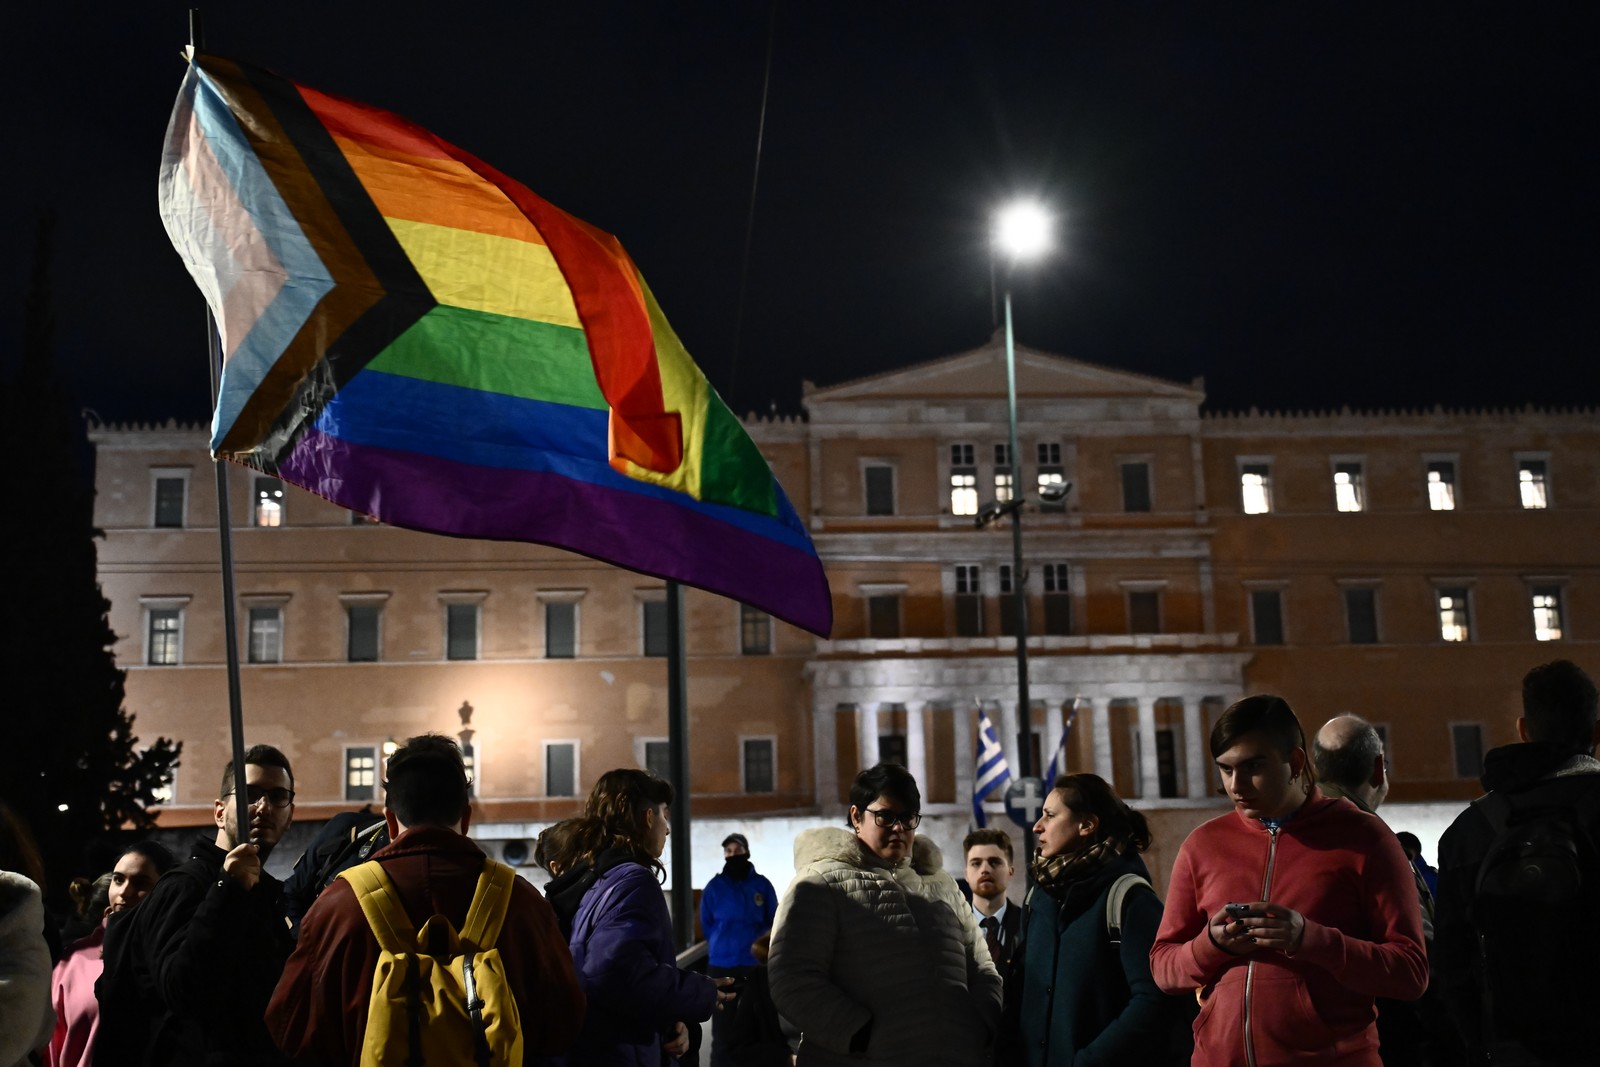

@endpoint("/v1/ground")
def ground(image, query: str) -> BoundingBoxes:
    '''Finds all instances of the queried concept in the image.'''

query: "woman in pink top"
[47,842,174,1067]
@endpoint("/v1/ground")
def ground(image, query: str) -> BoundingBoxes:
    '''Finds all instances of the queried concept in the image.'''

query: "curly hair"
[579,768,675,880]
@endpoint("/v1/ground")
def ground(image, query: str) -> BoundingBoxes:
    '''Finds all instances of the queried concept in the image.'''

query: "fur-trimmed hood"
[791,825,945,875]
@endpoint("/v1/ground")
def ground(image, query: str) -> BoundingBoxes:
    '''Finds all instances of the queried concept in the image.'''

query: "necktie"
[980,915,1003,965]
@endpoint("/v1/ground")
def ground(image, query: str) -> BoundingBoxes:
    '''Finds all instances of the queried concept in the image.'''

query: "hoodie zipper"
[1243,823,1281,1067]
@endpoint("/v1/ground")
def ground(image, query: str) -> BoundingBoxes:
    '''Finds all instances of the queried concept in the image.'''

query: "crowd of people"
[2,657,1596,1066]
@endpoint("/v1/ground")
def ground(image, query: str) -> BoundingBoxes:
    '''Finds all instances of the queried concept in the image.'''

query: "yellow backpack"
[340,858,524,1067]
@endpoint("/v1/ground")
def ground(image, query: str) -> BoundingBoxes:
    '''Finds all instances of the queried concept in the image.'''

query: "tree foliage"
[0,214,182,905]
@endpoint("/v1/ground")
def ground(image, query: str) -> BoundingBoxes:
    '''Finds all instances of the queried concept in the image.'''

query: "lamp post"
[992,200,1053,868]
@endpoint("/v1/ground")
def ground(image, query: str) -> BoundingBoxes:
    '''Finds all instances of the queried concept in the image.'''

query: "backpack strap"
[460,859,517,951]
[339,860,416,954]
[1104,873,1153,944]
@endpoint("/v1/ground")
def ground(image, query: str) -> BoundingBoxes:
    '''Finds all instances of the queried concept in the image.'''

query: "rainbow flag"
[158,53,830,635]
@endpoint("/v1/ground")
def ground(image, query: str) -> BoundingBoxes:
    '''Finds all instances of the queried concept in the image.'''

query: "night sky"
[3,3,1596,423]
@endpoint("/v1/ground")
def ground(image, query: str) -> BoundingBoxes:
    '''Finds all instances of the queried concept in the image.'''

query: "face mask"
[724,853,752,876]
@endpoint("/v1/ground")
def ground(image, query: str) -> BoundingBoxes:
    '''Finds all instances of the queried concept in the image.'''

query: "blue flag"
[1043,707,1079,791]
[973,704,1013,827]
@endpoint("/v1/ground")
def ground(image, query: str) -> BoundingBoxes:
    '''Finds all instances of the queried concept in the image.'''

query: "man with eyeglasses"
[97,743,297,1066]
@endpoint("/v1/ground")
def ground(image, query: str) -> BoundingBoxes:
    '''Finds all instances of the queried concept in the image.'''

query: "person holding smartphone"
[1149,696,1427,1067]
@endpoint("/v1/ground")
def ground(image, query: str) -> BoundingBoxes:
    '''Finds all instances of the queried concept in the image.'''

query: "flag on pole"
[1043,706,1079,791]
[973,704,1012,827]
[157,53,832,635]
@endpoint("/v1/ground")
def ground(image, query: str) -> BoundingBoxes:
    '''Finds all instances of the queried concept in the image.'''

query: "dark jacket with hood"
[96,834,292,1067]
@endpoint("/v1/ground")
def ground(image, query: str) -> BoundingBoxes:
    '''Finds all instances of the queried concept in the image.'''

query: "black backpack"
[1469,786,1600,1063]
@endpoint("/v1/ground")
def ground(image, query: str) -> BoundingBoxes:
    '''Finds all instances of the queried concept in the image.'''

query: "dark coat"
[1011,851,1182,1067]
[96,834,292,1067]
[566,854,718,1066]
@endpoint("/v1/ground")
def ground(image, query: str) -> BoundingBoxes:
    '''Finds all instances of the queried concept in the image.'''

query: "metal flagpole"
[666,581,695,949]
[192,6,252,843]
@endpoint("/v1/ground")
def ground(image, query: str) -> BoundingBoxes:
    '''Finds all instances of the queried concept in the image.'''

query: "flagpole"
[190,7,251,843]
[665,580,694,949]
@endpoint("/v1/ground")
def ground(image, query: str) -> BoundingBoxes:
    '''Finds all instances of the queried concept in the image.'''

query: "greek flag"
[1043,706,1079,791]
[973,704,1012,827]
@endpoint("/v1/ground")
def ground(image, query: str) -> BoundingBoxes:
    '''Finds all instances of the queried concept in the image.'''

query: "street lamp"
[991,199,1053,855]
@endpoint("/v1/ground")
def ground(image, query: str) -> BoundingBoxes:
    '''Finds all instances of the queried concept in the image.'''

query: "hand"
[662,1021,689,1058]
[223,843,261,891]
[1244,901,1305,955]
[715,976,739,1011]
[1207,904,1261,956]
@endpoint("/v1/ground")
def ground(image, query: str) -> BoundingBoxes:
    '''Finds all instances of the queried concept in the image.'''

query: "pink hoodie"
[1150,790,1427,1067]
[47,922,104,1067]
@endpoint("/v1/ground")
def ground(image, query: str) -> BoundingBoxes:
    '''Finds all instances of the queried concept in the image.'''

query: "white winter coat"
[0,872,54,1067]
[768,827,1002,1067]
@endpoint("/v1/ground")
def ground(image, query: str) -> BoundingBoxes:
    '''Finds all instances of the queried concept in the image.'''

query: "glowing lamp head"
[993,200,1054,262]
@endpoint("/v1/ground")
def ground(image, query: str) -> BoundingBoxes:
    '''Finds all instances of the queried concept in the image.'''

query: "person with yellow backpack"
[267,734,586,1065]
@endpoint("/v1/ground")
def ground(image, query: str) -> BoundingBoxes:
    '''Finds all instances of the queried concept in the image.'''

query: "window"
[545,741,577,797]
[1451,723,1485,779]
[1128,590,1161,634]
[867,595,901,639]
[1426,460,1457,511]
[1250,589,1285,645]
[153,475,187,528]
[247,606,283,664]
[642,739,672,781]
[1120,462,1152,513]
[742,737,776,793]
[1437,587,1472,642]
[878,734,908,768]
[342,604,379,662]
[1344,587,1379,644]
[949,444,977,517]
[642,599,669,656]
[1042,563,1072,635]
[740,603,772,655]
[446,604,479,660]
[993,444,1014,503]
[253,475,285,527]
[147,609,182,665]
[1531,585,1564,641]
[1518,457,1549,509]
[546,601,577,658]
[953,565,983,637]
[1333,461,1365,513]
[998,564,1020,636]
[864,464,895,516]
[1037,442,1065,512]
[344,746,378,801]
[1240,462,1273,515]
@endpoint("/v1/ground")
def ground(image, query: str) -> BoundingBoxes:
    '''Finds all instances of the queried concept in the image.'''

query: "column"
[856,703,880,773]
[1137,698,1160,801]
[814,704,839,811]
[1090,698,1113,781]
[1183,696,1209,799]
[906,701,928,789]
[953,703,975,812]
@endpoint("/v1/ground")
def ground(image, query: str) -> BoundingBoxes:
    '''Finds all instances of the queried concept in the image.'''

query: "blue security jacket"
[699,864,778,968]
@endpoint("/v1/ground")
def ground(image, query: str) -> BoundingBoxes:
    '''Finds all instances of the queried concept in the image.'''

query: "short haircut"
[384,734,470,827]
[1522,660,1600,755]
[963,828,1014,865]
[219,743,295,799]
[722,833,750,854]
[846,763,921,827]
[1211,695,1316,788]
[118,839,178,876]
[1312,715,1383,791]
[1395,831,1423,857]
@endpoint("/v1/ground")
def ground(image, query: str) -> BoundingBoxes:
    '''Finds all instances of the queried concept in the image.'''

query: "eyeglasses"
[864,807,921,830]
[225,785,295,809]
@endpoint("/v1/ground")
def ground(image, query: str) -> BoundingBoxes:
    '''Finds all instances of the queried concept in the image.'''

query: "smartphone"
[1224,902,1254,919]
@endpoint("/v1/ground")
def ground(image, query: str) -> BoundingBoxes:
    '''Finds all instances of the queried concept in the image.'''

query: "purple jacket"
[566,859,717,1065]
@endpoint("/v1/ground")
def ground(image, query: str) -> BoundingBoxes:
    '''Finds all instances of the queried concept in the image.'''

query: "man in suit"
[964,829,1021,984]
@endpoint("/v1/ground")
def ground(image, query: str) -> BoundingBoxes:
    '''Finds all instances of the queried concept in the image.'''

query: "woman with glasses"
[1008,773,1189,1066]
[768,763,1002,1066]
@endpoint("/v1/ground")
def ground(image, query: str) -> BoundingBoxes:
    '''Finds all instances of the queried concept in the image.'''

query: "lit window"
[1240,464,1273,515]
[742,738,776,793]
[950,470,978,517]
[247,607,283,664]
[1427,461,1456,511]
[954,565,983,637]
[1518,459,1548,510]
[344,746,378,801]
[1437,588,1472,642]
[740,603,772,655]
[253,476,285,527]
[148,609,181,666]
[993,444,1014,503]
[1532,586,1564,642]
[1334,462,1365,513]
[865,465,895,516]
[154,476,186,528]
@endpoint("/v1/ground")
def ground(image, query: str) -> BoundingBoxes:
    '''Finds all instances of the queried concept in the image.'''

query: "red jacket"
[1150,791,1427,1066]
[266,825,585,1065]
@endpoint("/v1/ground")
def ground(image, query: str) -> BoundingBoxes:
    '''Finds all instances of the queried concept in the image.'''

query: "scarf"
[1030,835,1126,895]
